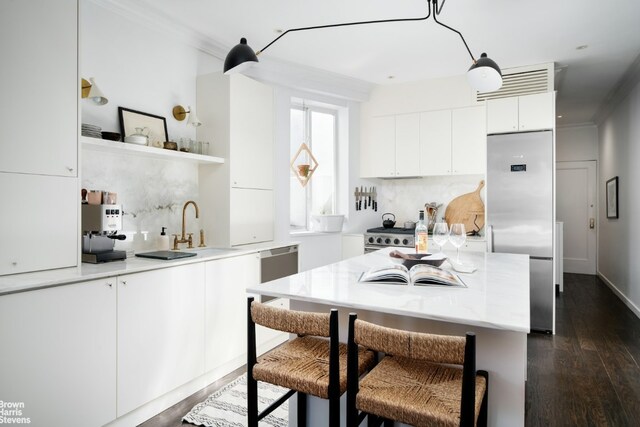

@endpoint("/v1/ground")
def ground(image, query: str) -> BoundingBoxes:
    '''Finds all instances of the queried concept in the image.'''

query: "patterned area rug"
[183,375,289,427]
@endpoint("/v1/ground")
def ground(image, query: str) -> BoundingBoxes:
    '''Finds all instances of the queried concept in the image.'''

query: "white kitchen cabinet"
[361,116,395,178]
[452,106,486,175]
[518,92,555,131]
[395,114,421,177]
[0,0,77,177]
[205,253,260,372]
[229,75,274,189]
[486,97,519,134]
[197,72,275,247]
[0,279,116,427]
[487,92,554,134]
[117,264,205,416]
[361,114,420,178]
[419,110,452,175]
[0,173,77,276]
[230,188,274,246]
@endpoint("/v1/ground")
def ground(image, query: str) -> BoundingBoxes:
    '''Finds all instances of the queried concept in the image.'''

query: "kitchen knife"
[355,187,359,211]
[368,186,372,207]
[364,186,367,210]
[373,186,377,211]
[359,186,363,210]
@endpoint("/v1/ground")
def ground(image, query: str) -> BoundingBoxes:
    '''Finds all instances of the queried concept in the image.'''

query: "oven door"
[364,245,382,254]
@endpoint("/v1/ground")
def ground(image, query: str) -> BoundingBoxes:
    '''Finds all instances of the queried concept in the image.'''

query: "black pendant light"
[223,0,502,92]
[467,53,503,93]
[224,38,259,74]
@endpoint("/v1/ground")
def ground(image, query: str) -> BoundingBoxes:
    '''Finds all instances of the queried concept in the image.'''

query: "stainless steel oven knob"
[393,238,399,245]
[384,238,390,244]
[376,237,382,244]
[368,237,374,243]
[402,239,409,245]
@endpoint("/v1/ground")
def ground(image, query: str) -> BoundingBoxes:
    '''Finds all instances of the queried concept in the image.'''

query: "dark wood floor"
[142,273,640,426]
[526,273,640,426]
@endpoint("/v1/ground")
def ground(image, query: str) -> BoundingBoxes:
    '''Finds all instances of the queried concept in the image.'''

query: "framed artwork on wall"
[606,176,619,219]
[118,107,168,147]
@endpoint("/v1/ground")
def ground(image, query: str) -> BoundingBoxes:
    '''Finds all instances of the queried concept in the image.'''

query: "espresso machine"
[82,204,127,263]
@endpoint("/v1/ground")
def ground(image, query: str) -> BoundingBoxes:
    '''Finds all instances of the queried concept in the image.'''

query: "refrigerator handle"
[487,225,494,253]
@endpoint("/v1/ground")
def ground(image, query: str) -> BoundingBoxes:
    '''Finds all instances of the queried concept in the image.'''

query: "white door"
[556,161,597,274]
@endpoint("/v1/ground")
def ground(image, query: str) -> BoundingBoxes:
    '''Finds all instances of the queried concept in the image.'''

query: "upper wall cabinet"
[360,114,420,178]
[419,106,486,176]
[452,106,486,175]
[419,110,452,176]
[0,0,77,177]
[487,92,555,134]
[197,73,273,190]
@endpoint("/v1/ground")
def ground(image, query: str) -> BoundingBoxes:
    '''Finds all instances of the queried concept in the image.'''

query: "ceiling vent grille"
[476,67,551,102]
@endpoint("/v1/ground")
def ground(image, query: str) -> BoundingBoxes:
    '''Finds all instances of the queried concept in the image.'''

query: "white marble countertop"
[247,248,530,333]
[0,241,298,296]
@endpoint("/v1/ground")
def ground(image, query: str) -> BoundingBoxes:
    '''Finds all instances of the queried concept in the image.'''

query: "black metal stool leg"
[297,392,307,427]
[383,419,394,427]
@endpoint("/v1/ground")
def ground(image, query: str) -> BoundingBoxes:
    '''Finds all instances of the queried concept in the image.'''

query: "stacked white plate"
[81,123,102,138]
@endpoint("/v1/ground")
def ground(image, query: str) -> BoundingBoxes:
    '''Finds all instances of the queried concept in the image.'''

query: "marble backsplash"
[82,151,201,253]
[375,174,486,233]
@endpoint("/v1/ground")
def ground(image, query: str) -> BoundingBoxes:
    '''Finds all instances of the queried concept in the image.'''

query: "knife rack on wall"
[355,186,377,211]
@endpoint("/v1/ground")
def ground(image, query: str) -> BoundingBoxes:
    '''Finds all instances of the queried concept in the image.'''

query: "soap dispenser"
[158,227,170,250]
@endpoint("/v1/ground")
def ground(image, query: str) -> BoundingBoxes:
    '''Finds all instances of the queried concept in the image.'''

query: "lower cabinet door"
[205,253,260,372]
[0,172,78,275]
[117,264,205,416]
[0,279,117,427]
[230,188,274,246]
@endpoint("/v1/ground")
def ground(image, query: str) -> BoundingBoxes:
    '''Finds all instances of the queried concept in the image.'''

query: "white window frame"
[290,102,339,231]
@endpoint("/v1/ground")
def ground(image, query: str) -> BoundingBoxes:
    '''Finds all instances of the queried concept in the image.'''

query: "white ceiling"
[135,0,640,125]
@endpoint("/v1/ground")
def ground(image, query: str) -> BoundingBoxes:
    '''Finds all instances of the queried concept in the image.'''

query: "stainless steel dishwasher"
[259,245,298,303]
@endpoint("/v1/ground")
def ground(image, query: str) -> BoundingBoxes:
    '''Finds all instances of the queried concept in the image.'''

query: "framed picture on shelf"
[118,107,168,147]
[606,176,619,219]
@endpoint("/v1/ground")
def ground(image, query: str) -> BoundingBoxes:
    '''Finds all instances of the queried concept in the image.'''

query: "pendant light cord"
[256,0,476,64]
[257,1,432,55]
[432,0,476,63]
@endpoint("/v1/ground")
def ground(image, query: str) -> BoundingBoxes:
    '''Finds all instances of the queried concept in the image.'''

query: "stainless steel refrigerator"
[486,131,554,333]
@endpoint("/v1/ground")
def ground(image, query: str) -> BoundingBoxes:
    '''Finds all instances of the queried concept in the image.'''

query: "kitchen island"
[247,247,530,427]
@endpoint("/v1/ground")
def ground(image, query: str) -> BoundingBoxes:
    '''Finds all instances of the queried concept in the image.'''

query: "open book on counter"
[359,263,466,287]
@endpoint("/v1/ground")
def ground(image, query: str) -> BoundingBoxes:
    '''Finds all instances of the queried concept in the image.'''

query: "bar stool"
[347,314,488,427]
[247,297,376,427]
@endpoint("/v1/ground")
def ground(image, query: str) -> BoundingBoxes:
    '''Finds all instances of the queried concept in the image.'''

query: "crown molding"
[86,0,373,102]
[592,51,640,125]
[87,0,228,59]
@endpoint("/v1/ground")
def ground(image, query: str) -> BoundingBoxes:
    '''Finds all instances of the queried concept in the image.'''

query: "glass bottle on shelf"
[415,210,429,254]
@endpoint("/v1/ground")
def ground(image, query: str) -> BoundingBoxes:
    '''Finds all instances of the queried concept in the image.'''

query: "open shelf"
[81,136,225,165]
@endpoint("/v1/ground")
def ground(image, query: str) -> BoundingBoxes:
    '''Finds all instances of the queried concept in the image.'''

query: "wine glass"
[432,222,449,253]
[449,223,466,262]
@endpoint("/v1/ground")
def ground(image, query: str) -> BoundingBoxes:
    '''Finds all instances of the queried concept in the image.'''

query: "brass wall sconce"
[81,77,108,105]
[172,105,202,127]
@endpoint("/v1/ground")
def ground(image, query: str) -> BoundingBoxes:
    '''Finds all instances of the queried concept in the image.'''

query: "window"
[290,102,338,231]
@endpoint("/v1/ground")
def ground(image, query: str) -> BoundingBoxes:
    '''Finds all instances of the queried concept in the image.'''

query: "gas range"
[364,227,415,252]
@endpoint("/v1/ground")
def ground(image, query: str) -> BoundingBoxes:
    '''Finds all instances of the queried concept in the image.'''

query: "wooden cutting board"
[444,180,485,233]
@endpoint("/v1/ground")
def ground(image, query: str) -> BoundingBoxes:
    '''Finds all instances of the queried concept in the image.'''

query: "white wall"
[597,78,640,315]
[80,0,221,251]
[556,125,598,162]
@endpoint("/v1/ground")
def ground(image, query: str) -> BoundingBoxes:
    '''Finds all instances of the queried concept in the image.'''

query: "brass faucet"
[172,201,204,250]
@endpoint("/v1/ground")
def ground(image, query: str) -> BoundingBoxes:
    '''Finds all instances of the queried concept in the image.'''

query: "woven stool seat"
[356,356,487,427]
[254,336,376,399]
